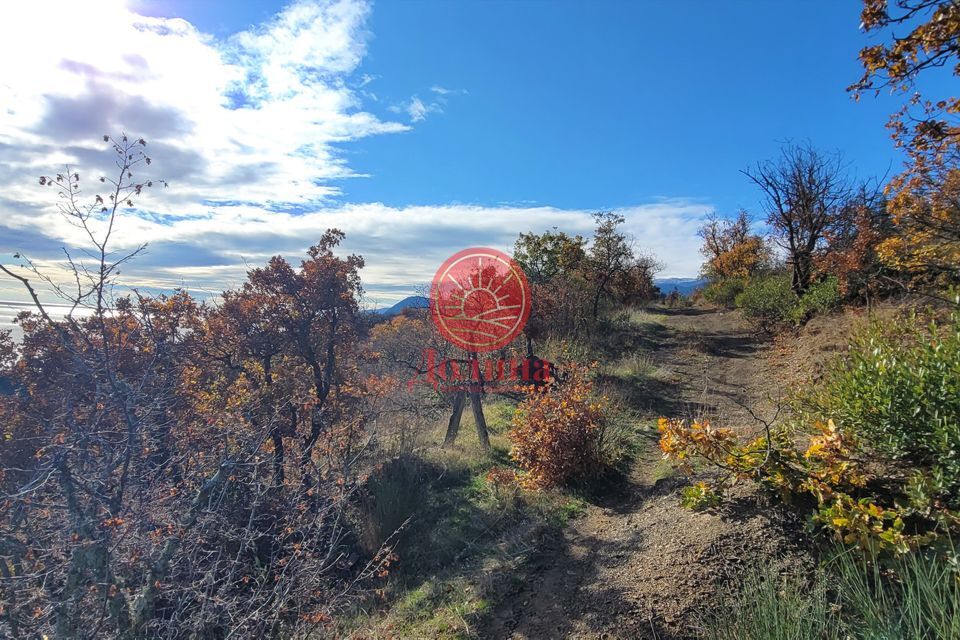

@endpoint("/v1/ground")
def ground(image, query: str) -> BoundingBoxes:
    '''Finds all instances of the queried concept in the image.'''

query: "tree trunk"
[468,352,490,450]
[592,284,603,319]
[791,251,813,296]
[469,390,490,450]
[442,391,466,446]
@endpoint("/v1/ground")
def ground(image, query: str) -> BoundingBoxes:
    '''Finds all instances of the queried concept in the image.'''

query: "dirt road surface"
[483,307,814,639]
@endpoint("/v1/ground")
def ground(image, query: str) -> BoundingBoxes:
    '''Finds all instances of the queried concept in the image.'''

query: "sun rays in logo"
[443,259,521,338]
[431,249,531,351]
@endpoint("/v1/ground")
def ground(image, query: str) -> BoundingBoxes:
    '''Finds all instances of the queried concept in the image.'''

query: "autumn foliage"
[0,139,393,638]
[508,366,606,489]
[698,210,769,280]
[659,305,960,554]
[657,416,943,554]
[851,0,960,289]
[815,194,892,299]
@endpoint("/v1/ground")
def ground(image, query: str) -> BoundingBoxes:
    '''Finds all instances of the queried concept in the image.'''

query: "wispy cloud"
[390,96,443,122]
[0,197,713,308]
[390,86,466,123]
[430,85,467,96]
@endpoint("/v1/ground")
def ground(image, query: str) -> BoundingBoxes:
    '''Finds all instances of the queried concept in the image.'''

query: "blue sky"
[0,0,942,325]
[347,0,906,213]
[142,0,907,212]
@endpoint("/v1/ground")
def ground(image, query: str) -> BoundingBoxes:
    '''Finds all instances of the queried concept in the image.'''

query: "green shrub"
[702,277,746,307]
[680,481,722,510]
[734,275,798,332]
[804,308,960,503]
[790,276,841,324]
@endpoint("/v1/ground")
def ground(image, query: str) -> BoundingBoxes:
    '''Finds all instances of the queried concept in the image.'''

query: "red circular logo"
[430,247,532,352]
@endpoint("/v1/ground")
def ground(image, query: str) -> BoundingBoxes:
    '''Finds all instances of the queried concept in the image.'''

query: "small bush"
[735,275,798,331]
[680,481,722,510]
[790,276,841,324]
[702,277,746,307]
[804,307,960,502]
[509,366,606,489]
[358,455,425,556]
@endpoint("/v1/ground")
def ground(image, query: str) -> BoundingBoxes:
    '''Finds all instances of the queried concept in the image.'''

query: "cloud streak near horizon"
[0,0,713,312]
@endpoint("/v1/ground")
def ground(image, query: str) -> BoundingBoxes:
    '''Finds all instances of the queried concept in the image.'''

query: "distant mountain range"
[373,295,430,316]
[372,278,706,316]
[655,278,707,296]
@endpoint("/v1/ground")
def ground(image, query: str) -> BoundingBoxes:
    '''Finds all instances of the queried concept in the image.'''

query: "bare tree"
[365,310,492,450]
[743,143,853,295]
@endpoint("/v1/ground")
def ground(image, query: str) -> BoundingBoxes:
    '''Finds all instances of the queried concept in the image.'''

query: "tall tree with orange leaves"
[852,0,960,286]
[698,210,770,280]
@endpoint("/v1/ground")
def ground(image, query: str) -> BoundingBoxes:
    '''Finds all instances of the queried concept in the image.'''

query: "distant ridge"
[655,277,708,296]
[372,282,705,315]
[374,295,429,316]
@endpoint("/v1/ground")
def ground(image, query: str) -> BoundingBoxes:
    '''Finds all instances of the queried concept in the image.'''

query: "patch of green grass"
[386,579,477,639]
[343,399,601,638]
[702,564,841,640]
[481,399,516,433]
[832,545,960,639]
[625,306,666,328]
[556,497,587,522]
[650,457,677,483]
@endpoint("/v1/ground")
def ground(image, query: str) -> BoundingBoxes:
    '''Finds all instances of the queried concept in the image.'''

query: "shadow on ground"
[476,479,689,640]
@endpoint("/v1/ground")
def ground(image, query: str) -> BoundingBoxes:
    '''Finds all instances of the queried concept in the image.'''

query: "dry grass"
[341,397,591,639]
[605,351,658,379]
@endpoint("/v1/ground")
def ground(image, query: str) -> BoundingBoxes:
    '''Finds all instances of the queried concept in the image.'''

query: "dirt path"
[482,307,812,639]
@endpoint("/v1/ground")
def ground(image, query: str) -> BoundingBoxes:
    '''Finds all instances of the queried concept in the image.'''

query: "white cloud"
[390,96,443,122]
[390,86,465,123]
[407,97,438,122]
[430,85,467,96]
[0,0,407,211]
[1,197,712,309]
[0,0,712,316]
